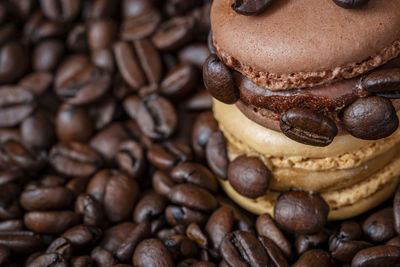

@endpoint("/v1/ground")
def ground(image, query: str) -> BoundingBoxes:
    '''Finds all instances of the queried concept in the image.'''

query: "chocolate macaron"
[204,0,400,220]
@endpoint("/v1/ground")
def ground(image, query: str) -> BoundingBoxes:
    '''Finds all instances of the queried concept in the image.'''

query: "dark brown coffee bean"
[133,238,174,267]
[171,162,218,193]
[191,111,219,158]
[19,71,53,96]
[186,223,208,248]
[0,245,9,265]
[153,171,176,196]
[71,255,93,267]
[179,44,210,69]
[0,220,24,232]
[136,95,178,140]
[26,252,68,267]
[147,141,193,171]
[85,0,118,20]
[205,206,233,250]
[259,236,289,267]
[205,131,229,180]
[168,183,218,212]
[165,234,198,260]
[24,211,80,235]
[115,222,151,262]
[134,38,163,84]
[343,96,398,140]
[62,224,102,250]
[66,176,91,197]
[362,207,395,242]
[361,68,400,98]
[91,48,115,72]
[160,64,198,100]
[46,237,73,259]
[220,231,269,267]
[295,232,329,256]
[292,249,336,267]
[0,139,44,170]
[231,0,274,15]
[188,261,215,267]
[228,155,270,199]
[56,104,93,142]
[21,111,55,150]
[40,0,80,22]
[116,140,145,179]
[332,0,369,9]
[165,206,208,226]
[133,192,167,223]
[87,19,117,51]
[152,16,195,51]
[33,39,65,72]
[50,142,102,177]
[280,108,338,146]
[0,86,36,127]
[20,186,74,211]
[89,97,116,130]
[91,246,117,267]
[184,90,213,111]
[67,24,88,52]
[121,9,162,41]
[256,213,293,260]
[329,236,372,263]
[274,191,329,234]
[203,54,239,104]
[352,245,400,267]
[74,193,104,227]
[99,222,135,253]
[0,231,42,254]
[388,236,400,247]
[338,220,362,240]
[0,42,29,84]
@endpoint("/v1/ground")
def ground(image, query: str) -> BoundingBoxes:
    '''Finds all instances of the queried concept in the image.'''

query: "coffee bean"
[152,171,176,196]
[280,108,338,146]
[115,222,151,262]
[206,131,229,180]
[361,68,400,98]
[66,176,91,197]
[388,236,400,247]
[0,231,42,254]
[133,192,167,223]
[179,44,210,69]
[352,245,400,267]
[20,186,74,211]
[191,111,219,158]
[71,255,93,267]
[24,211,80,235]
[332,0,369,9]
[134,38,163,84]
[0,245,9,265]
[231,0,274,15]
[205,206,233,250]
[50,142,102,177]
[160,64,198,100]
[136,95,178,140]
[220,231,269,267]
[259,236,289,267]
[186,223,208,248]
[62,224,102,250]
[274,191,329,234]
[87,19,117,51]
[0,86,36,127]
[343,96,399,140]
[228,155,271,199]
[147,141,193,171]
[91,246,117,267]
[329,236,372,263]
[184,91,213,111]
[26,252,68,267]
[292,249,336,267]
[46,237,73,259]
[40,0,80,22]
[56,104,93,142]
[0,220,24,232]
[171,162,218,193]
[21,111,56,150]
[0,139,44,170]
[121,9,162,41]
[33,39,65,72]
[19,71,53,96]
[295,231,329,256]
[85,0,118,20]
[67,24,88,52]
[74,193,104,227]
[116,140,145,178]
[189,261,216,267]
[165,234,199,260]
[168,183,218,212]
[152,16,195,51]
[133,239,174,267]
[203,54,239,104]
[0,42,29,84]
[362,207,395,242]
[338,221,362,240]
[166,205,208,226]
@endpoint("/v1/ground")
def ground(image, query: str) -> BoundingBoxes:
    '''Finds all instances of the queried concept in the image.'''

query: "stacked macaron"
[203,0,400,220]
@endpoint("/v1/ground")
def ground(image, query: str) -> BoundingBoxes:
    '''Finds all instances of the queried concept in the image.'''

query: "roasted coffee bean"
[21,112,56,150]
[329,236,372,263]
[186,223,208,248]
[332,0,369,9]
[203,54,239,104]
[91,48,116,72]
[160,64,198,100]
[100,222,136,253]
[179,44,210,69]
[116,140,145,178]
[71,255,93,267]
[166,206,208,226]
[191,111,219,158]
[133,238,174,267]
[361,68,400,97]
[56,105,93,142]
[55,56,90,91]
[295,231,329,256]
[168,183,218,212]
[165,235,198,260]
[121,9,162,41]
[40,0,80,22]
[0,245,9,265]
[157,225,186,242]
[91,246,117,267]
[184,90,213,111]
[20,186,74,211]
[0,231,42,254]
[115,222,151,262]
[89,97,116,130]
[152,16,195,51]
[343,96,398,140]
[85,0,118,19]
[0,139,44,170]
[26,252,68,267]
[87,19,117,51]
[50,142,102,177]
[388,236,400,247]
[171,162,218,193]
[147,141,192,171]
[205,206,233,250]
[338,220,362,240]
[66,176,91,197]
[292,249,336,267]
[231,0,274,15]
[136,95,178,140]
[228,155,271,199]
[153,171,176,196]
[280,108,338,146]
[274,191,329,234]
[0,86,36,127]
[205,131,228,179]
[67,24,88,52]
[0,220,24,232]
[220,231,269,267]
[256,213,293,259]
[62,224,102,250]
[133,192,167,223]
[46,237,73,259]
[19,71,53,96]
[352,245,400,267]
[74,193,104,227]
[134,39,163,84]
[24,211,80,235]
[362,207,395,242]
[33,39,65,72]
[259,236,289,267]
[0,42,29,84]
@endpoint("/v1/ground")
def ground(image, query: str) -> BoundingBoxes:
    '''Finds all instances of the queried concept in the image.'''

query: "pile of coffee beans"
[0,0,399,266]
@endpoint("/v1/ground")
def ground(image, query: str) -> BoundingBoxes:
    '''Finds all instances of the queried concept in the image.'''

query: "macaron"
[203,0,400,219]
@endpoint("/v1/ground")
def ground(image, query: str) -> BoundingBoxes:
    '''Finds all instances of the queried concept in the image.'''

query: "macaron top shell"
[211,0,400,90]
